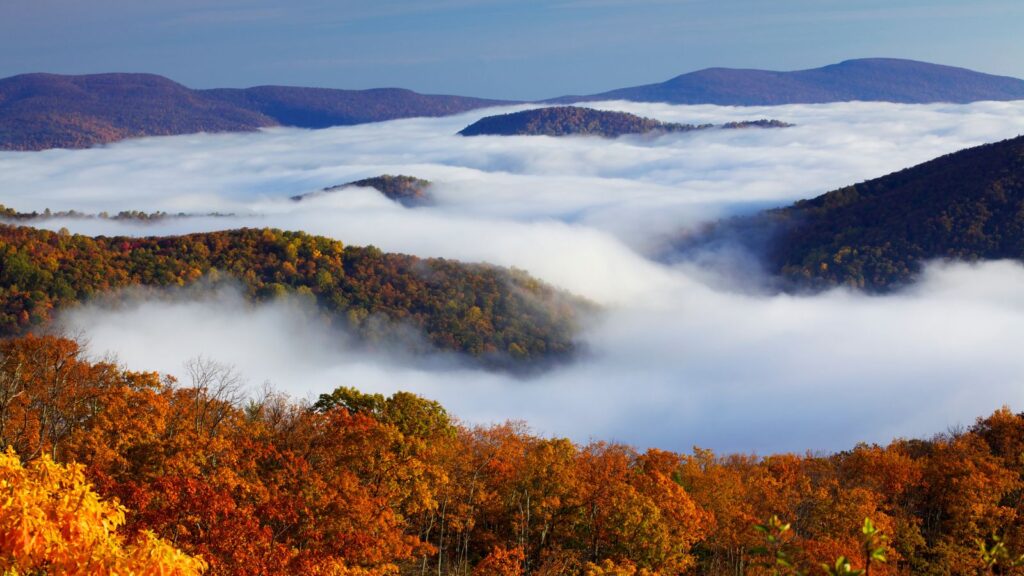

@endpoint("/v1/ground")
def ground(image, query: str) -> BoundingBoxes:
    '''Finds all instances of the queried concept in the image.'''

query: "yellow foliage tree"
[583,558,658,576]
[0,447,207,575]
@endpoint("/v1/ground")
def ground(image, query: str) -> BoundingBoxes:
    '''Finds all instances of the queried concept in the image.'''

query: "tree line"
[3,334,1024,575]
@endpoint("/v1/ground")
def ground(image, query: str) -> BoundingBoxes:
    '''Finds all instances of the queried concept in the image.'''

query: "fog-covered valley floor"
[4,100,1024,453]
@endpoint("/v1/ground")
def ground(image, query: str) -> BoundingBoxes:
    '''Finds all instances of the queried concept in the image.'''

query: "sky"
[4,100,1024,453]
[2,0,1024,99]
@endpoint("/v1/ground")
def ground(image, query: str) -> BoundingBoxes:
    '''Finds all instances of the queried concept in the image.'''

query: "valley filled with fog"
[4,99,1024,453]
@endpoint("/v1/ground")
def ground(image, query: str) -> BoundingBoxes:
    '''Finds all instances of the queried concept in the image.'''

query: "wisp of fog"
[4,100,1024,453]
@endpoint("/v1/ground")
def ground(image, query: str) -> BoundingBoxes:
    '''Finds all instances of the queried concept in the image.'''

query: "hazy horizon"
[3,0,1024,100]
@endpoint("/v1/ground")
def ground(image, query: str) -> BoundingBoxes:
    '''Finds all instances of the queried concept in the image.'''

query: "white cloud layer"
[58,261,1024,455]
[4,100,1024,453]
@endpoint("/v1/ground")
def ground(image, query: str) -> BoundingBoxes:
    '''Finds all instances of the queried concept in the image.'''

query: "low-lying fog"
[4,100,1024,453]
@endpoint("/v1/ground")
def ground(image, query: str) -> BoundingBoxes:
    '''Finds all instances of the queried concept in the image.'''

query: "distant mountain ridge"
[0,73,274,150]
[3,59,1024,151]
[0,73,508,151]
[201,85,506,129]
[554,58,1024,105]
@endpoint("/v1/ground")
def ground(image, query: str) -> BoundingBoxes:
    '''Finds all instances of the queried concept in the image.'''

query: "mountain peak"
[556,58,1024,105]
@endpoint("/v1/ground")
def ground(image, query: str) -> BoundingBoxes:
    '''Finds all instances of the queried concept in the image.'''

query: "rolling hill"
[458,106,791,137]
[0,73,274,150]
[555,58,1024,105]
[676,134,1024,291]
[202,85,505,129]
[458,106,707,137]
[0,224,585,366]
[293,174,434,206]
[0,73,508,151]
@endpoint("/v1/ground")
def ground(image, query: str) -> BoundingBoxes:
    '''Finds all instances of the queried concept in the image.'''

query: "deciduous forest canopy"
[0,224,584,366]
[3,334,1024,575]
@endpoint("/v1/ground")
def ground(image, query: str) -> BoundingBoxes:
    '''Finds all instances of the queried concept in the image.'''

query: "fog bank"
[5,100,1024,452]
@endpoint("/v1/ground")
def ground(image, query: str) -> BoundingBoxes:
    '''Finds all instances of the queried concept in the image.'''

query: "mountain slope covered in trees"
[0,73,507,150]
[293,175,434,206]
[766,135,1024,290]
[4,333,1024,575]
[458,106,707,137]
[0,224,584,365]
[675,134,1024,291]
[458,106,791,137]
[555,58,1024,105]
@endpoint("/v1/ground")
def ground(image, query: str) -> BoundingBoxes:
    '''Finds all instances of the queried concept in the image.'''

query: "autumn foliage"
[0,224,584,364]
[0,447,206,575]
[2,334,1024,574]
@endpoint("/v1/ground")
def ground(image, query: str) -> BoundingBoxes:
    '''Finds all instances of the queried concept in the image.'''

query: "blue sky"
[2,0,1023,100]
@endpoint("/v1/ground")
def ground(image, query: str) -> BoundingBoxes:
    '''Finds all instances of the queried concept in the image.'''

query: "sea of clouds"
[3,99,1024,453]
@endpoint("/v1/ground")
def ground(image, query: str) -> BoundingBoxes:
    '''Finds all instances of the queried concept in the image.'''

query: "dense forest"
[672,134,1024,292]
[721,119,794,129]
[294,175,434,207]
[0,73,507,151]
[458,106,710,137]
[458,107,791,138]
[4,333,1024,575]
[764,134,1024,290]
[0,224,584,365]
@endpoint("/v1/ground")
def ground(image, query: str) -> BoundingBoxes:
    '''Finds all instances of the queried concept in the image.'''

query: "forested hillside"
[294,175,434,206]
[673,134,1024,291]
[0,225,583,364]
[459,106,791,138]
[4,334,1024,575]
[764,135,1024,290]
[458,106,708,137]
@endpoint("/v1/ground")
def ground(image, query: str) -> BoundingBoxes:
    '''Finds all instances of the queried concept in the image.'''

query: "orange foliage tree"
[4,334,1024,575]
[0,447,206,575]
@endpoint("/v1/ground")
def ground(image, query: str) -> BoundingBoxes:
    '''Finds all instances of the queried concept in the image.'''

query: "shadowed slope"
[676,134,1024,291]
